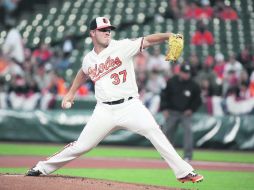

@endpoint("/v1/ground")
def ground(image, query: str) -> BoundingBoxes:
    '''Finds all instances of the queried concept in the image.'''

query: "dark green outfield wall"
[0,109,253,150]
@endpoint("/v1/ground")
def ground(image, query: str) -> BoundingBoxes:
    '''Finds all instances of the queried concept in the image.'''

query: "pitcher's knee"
[143,125,162,137]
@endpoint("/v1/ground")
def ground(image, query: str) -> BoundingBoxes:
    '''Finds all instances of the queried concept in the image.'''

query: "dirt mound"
[1,174,183,190]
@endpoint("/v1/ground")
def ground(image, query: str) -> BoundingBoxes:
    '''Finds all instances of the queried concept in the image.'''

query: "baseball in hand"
[64,101,72,109]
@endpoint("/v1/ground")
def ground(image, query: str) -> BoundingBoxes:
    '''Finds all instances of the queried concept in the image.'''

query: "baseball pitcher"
[26,17,203,183]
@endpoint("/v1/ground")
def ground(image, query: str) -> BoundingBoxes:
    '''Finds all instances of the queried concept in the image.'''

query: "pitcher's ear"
[90,30,95,37]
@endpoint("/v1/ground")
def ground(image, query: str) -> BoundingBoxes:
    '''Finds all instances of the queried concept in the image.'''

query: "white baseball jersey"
[82,38,144,102]
[3,28,25,63]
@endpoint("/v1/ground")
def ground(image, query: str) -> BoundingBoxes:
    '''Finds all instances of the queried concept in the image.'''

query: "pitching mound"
[1,174,183,190]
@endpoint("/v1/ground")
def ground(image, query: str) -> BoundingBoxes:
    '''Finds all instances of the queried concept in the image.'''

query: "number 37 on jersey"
[110,70,127,85]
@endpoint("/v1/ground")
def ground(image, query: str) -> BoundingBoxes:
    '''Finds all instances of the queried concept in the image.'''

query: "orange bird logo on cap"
[103,18,108,24]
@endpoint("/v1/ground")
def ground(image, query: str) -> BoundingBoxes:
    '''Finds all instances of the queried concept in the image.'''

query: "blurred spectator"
[213,1,225,18]
[62,35,74,57]
[237,46,254,76]
[77,84,89,96]
[222,53,243,95]
[26,78,40,95]
[165,0,181,19]
[188,52,201,77]
[56,77,67,96]
[6,73,41,110]
[223,53,243,80]
[7,74,27,109]
[34,64,54,92]
[38,70,64,109]
[213,52,225,80]
[222,69,238,96]
[239,81,251,99]
[195,55,218,96]
[46,72,67,96]
[8,73,27,95]
[56,56,71,71]
[32,43,52,66]
[84,78,94,93]
[184,0,214,20]
[134,65,148,105]
[0,2,5,24]
[199,0,214,20]
[0,50,9,76]
[147,46,171,78]
[22,57,34,82]
[2,19,25,66]
[25,78,41,108]
[144,68,167,115]
[224,86,254,115]
[0,0,21,25]
[51,50,71,71]
[184,2,203,20]
[142,90,161,116]
[0,76,6,93]
[171,64,181,78]
[136,70,147,94]
[134,51,148,73]
[191,21,214,46]
[160,64,201,161]
[7,58,24,76]
[200,78,214,100]
[239,69,249,86]
[146,69,166,95]
[249,72,254,97]
[213,1,238,20]
[219,5,238,21]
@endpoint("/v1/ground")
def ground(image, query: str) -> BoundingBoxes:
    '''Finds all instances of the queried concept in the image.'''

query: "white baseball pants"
[35,98,193,178]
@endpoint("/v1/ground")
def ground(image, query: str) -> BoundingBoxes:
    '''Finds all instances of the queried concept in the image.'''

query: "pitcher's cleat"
[177,171,204,183]
[26,168,42,176]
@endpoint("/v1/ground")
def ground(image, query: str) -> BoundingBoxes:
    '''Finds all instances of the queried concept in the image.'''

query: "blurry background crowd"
[0,0,254,115]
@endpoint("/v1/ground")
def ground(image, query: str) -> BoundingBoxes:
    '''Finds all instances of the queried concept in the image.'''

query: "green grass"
[1,168,254,190]
[1,143,254,190]
[0,143,254,163]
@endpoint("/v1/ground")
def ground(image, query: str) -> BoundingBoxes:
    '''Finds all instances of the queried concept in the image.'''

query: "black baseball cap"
[180,64,191,73]
[89,17,116,30]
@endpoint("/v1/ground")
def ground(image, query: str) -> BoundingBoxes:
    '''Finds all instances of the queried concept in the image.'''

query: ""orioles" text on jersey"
[88,56,122,82]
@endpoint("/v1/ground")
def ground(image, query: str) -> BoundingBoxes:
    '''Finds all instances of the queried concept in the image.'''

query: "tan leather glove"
[165,33,184,62]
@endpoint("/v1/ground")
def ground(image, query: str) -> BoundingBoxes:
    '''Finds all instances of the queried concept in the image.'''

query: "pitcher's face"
[91,28,112,48]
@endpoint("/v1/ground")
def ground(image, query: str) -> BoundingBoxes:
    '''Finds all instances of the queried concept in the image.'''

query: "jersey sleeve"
[119,37,144,57]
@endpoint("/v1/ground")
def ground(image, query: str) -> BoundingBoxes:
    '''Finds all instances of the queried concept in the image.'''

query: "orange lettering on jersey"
[98,63,104,73]
[88,56,122,82]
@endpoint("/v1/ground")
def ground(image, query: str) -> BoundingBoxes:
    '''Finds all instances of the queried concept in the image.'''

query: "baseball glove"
[165,33,184,61]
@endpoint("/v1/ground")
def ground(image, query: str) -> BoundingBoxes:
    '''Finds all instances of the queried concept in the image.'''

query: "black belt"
[103,97,133,105]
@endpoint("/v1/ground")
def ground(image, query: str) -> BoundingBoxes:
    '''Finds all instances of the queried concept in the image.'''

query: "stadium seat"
[0,0,253,74]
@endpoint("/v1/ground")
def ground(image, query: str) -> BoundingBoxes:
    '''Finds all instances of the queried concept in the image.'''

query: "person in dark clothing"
[160,64,202,161]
